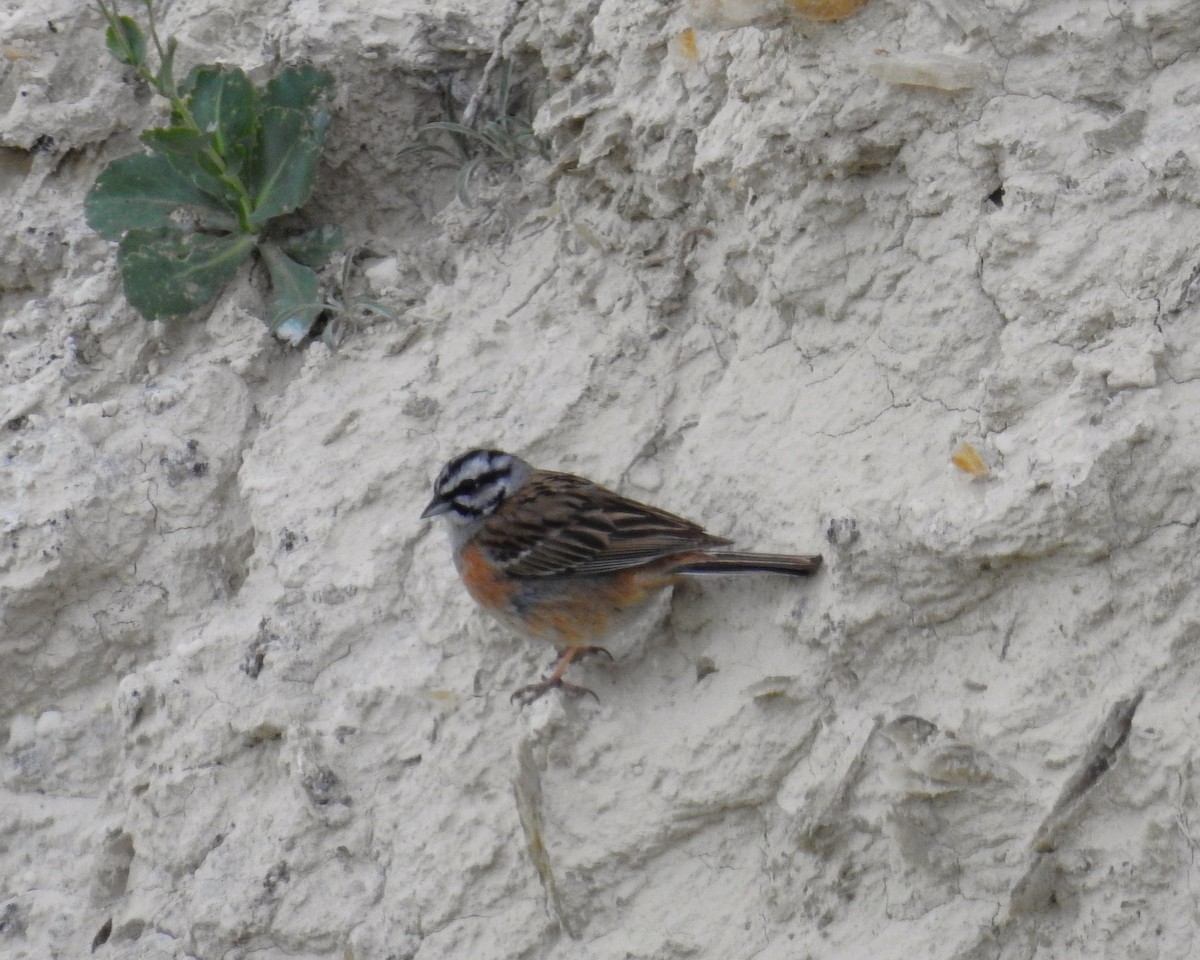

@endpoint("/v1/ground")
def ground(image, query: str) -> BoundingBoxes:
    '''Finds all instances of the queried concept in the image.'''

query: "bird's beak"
[420,497,452,520]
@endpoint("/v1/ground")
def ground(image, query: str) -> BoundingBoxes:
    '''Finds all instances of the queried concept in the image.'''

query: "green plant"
[399,62,543,207]
[85,0,342,344]
[298,247,398,348]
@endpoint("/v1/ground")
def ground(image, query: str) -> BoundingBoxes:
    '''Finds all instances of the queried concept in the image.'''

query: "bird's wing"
[477,470,730,578]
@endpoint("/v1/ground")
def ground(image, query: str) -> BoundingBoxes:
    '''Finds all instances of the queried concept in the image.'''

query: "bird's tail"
[674,551,822,577]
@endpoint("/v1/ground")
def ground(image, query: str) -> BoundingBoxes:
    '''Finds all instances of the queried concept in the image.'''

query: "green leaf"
[264,65,334,113]
[248,107,320,224]
[140,126,212,158]
[139,127,246,214]
[279,225,343,268]
[117,228,256,319]
[397,141,465,162]
[186,66,259,175]
[105,15,145,67]
[310,106,332,146]
[156,36,179,96]
[456,156,483,207]
[259,242,324,343]
[353,299,398,321]
[264,66,333,151]
[86,152,220,240]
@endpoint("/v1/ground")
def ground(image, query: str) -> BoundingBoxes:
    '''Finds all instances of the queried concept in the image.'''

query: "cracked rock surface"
[2,0,1198,958]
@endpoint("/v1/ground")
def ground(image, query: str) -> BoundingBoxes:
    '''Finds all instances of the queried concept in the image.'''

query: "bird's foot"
[514,645,610,706]
[511,675,599,707]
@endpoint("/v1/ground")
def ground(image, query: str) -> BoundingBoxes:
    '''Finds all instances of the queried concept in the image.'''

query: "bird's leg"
[543,644,612,670]
[512,646,603,706]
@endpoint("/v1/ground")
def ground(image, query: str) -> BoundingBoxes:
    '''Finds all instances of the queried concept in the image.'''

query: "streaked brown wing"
[478,470,731,578]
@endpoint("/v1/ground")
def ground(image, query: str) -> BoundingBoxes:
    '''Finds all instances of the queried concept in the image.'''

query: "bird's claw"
[511,676,600,707]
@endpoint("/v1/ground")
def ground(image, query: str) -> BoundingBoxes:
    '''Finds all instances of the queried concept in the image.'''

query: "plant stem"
[96,0,256,233]
[141,0,170,79]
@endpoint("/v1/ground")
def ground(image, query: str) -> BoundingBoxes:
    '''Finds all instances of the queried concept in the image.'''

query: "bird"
[420,448,822,704]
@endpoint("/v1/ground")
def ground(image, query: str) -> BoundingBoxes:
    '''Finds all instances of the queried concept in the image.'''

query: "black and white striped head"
[420,449,530,525]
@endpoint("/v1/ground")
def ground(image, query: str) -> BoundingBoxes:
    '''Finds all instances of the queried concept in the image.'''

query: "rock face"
[2,1,1198,958]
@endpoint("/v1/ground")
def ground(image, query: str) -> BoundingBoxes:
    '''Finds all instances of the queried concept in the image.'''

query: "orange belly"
[456,543,680,649]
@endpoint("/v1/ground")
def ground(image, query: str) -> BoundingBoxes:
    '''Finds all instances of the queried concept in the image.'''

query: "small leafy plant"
[399,62,543,207]
[86,0,342,343]
[313,248,398,348]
